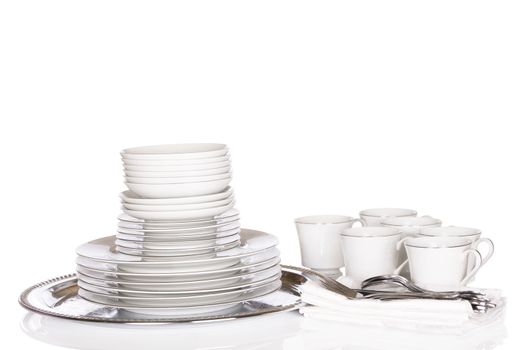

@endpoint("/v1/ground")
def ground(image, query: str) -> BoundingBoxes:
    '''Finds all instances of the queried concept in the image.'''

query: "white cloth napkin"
[298,279,506,335]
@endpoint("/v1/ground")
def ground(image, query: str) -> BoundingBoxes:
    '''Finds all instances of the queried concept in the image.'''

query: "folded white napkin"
[298,278,506,335]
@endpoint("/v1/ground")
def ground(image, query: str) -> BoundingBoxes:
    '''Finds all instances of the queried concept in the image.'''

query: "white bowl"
[122,196,234,212]
[121,143,228,160]
[123,201,235,220]
[125,172,231,184]
[120,187,233,205]
[126,178,231,198]
[125,166,231,178]
[123,156,231,168]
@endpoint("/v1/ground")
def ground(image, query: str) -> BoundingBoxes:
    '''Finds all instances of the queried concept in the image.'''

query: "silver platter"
[19,269,302,323]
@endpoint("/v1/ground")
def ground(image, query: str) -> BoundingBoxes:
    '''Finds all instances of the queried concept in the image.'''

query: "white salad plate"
[121,143,229,160]
[122,195,234,212]
[115,233,240,249]
[115,240,240,257]
[116,223,240,237]
[124,166,231,178]
[116,227,241,243]
[125,172,231,184]
[120,187,233,205]
[76,263,281,292]
[118,208,238,225]
[123,201,235,220]
[76,256,281,283]
[126,178,231,198]
[78,279,281,308]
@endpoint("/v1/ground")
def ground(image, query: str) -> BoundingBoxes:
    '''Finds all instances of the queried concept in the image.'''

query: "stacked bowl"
[75,144,282,315]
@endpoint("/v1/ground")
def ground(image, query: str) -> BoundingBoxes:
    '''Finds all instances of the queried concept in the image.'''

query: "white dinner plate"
[125,172,231,184]
[122,195,234,212]
[76,256,281,283]
[123,201,235,220]
[76,229,279,273]
[126,178,231,198]
[78,279,281,307]
[76,263,281,292]
[121,143,228,160]
[77,272,281,296]
[124,166,231,178]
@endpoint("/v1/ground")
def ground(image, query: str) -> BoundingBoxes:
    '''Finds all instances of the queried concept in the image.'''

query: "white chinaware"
[124,166,231,178]
[124,159,231,171]
[120,187,233,205]
[340,227,405,287]
[126,178,231,198]
[359,208,417,226]
[400,236,483,291]
[295,215,365,278]
[380,215,442,277]
[419,226,494,268]
[125,172,231,184]
[122,201,235,221]
[121,143,228,160]
[122,196,234,212]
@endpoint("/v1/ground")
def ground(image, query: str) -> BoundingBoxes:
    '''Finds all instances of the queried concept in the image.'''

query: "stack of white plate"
[75,144,282,315]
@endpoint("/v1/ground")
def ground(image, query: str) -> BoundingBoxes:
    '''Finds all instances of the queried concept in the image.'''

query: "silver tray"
[19,269,302,323]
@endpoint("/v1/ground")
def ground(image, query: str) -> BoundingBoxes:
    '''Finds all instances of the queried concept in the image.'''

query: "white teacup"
[359,208,417,226]
[380,216,442,277]
[400,236,483,291]
[340,227,404,286]
[419,226,494,269]
[295,215,365,277]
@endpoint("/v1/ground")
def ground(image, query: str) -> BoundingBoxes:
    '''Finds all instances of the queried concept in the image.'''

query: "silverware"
[281,265,495,313]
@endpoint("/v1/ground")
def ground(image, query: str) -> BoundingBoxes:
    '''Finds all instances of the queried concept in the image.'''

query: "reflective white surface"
[21,310,507,350]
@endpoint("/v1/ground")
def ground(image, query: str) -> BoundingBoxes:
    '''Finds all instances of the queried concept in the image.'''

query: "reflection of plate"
[19,272,300,321]
[76,256,281,283]
[77,263,281,292]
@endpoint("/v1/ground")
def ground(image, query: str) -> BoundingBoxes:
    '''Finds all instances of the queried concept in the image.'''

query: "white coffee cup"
[340,227,405,286]
[359,208,417,226]
[419,226,494,269]
[380,216,442,277]
[295,215,365,277]
[399,236,483,291]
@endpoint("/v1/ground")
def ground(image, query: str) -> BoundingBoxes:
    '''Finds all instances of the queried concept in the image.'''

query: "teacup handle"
[349,218,367,227]
[393,259,408,275]
[461,249,483,285]
[472,237,494,267]
[392,236,414,274]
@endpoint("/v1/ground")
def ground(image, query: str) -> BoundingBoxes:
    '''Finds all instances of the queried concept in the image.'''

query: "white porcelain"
[124,166,231,178]
[359,208,417,226]
[380,216,442,277]
[400,236,483,291]
[419,226,494,268]
[116,233,240,250]
[125,172,231,185]
[120,187,233,205]
[123,201,235,220]
[122,196,234,212]
[295,215,365,277]
[340,227,404,287]
[121,143,228,160]
[124,159,231,171]
[118,221,240,236]
[126,178,231,198]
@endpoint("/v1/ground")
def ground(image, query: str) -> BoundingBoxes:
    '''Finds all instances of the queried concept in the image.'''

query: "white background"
[1,1,524,349]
